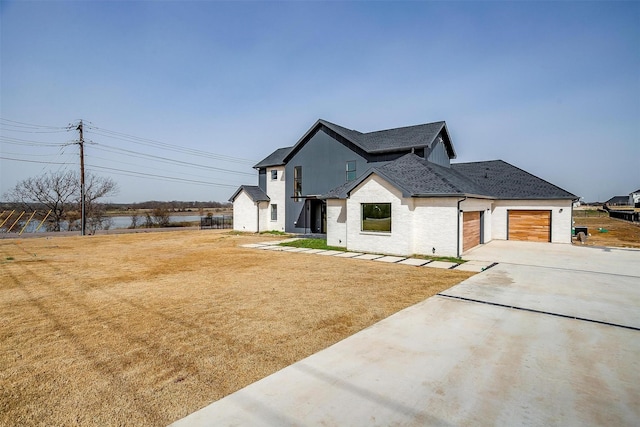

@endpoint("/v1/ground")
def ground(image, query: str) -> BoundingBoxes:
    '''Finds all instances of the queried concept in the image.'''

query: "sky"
[1,1,638,204]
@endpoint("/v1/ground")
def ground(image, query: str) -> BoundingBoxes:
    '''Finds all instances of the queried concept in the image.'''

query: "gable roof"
[253,146,293,169]
[228,185,270,203]
[451,160,577,199]
[605,195,629,205]
[632,189,640,194]
[324,153,487,199]
[324,154,577,200]
[279,119,455,164]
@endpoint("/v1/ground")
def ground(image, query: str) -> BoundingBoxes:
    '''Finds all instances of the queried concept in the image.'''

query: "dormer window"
[271,170,278,180]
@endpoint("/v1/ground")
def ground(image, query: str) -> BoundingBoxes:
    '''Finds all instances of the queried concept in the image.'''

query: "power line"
[1,150,71,157]
[0,136,69,147]
[90,142,255,176]
[85,153,246,185]
[2,118,260,193]
[86,125,257,165]
[0,156,71,166]
[0,117,70,129]
[85,164,239,188]
[1,156,242,189]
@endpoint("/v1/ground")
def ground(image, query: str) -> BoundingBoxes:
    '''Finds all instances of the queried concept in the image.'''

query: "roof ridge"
[421,157,473,194]
[362,121,445,136]
[318,119,363,135]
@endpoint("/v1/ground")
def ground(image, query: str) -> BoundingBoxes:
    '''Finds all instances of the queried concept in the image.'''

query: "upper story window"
[346,161,356,182]
[271,170,278,180]
[293,166,302,202]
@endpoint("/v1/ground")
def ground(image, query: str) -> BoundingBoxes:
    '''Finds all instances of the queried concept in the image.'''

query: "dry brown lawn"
[573,216,640,248]
[0,230,473,426]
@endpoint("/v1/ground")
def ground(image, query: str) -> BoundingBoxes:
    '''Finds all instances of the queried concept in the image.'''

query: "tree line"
[1,171,231,233]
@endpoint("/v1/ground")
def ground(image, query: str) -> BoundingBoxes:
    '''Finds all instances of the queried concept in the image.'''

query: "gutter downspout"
[456,196,467,258]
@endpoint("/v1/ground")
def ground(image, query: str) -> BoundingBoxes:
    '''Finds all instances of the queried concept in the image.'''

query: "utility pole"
[77,120,86,236]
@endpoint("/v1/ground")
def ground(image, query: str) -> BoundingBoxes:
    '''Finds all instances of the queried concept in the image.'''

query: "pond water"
[15,215,208,233]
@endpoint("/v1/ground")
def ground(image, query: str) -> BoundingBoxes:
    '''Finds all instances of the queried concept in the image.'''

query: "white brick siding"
[492,199,573,243]
[412,198,460,257]
[346,176,412,256]
[266,166,286,231]
[327,199,347,247]
[328,177,496,257]
[232,191,260,232]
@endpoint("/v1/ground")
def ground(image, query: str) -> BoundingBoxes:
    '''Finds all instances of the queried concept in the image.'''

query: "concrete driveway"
[171,241,640,426]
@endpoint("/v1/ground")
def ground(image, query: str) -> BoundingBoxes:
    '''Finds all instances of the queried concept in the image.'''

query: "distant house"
[231,119,577,257]
[630,189,640,208]
[606,195,630,206]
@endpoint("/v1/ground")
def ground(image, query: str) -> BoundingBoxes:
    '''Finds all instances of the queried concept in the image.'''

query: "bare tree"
[129,213,140,229]
[4,171,78,231]
[3,171,118,232]
[81,173,118,233]
[151,207,171,227]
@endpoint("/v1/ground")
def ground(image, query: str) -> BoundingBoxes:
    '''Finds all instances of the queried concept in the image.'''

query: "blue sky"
[1,1,638,203]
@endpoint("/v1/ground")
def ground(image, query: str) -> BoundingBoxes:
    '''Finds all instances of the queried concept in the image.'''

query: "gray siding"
[285,130,368,233]
[426,135,450,167]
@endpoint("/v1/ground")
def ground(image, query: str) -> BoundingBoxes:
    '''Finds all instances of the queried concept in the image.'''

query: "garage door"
[508,210,551,242]
[463,211,481,252]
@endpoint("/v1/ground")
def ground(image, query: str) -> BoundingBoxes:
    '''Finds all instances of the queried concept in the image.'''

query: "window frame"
[271,170,278,180]
[346,160,356,182]
[271,204,277,221]
[293,166,302,202]
[361,203,392,233]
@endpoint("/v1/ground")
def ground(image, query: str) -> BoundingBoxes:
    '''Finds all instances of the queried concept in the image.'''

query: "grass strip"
[279,238,346,251]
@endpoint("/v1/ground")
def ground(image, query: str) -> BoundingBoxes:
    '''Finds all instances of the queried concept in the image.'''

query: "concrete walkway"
[242,239,494,272]
[171,241,640,426]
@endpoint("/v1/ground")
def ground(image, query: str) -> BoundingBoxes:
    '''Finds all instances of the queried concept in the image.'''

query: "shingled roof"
[324,155,576,200]
[252,119,455,168]
[324,154,487,199]
[253,146,293,169]
[451,160,577,199]
[228,185,270,203]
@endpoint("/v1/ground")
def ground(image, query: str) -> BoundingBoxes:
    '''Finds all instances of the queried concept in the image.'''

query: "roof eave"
[496,195,577,200]
[410,192,494,199]
[368,144,429,154]
[253,161,285,170]
[440,121,457,159]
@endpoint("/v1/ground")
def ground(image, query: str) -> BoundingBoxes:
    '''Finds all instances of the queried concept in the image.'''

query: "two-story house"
[230,119,577,257]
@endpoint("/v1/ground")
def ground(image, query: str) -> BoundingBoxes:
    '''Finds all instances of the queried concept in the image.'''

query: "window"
[293,166,302,202]
[271,170,278,180]
[346,161,356,182]
[361,203,391,232]
[271,204,277,221]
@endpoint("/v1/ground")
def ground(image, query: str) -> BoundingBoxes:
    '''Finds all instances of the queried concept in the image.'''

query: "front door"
[310,200,326,234]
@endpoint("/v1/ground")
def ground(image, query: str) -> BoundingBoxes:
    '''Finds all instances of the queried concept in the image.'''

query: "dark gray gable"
[358,121,455,158]
[282,119,455,164]
[452,160,577,200]
[253,146,293,169]
[229,185,270,203]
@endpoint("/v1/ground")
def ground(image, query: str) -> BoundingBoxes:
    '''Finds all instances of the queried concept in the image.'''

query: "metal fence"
[608,210,640,223]
[200,215,233,229]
